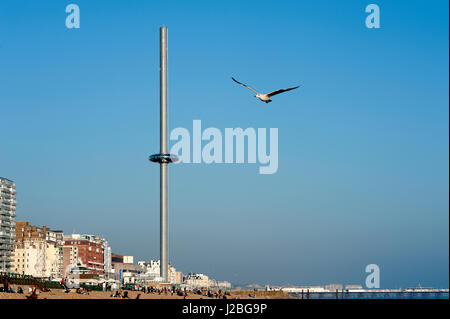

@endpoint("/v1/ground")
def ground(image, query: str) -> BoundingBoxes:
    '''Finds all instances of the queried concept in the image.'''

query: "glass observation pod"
[149,153,179,164]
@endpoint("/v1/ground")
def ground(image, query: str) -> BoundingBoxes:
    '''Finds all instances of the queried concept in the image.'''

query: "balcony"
[0,198,16,205]
[0,205,15,211]
[0,231,14,237]
[0,220,15,227]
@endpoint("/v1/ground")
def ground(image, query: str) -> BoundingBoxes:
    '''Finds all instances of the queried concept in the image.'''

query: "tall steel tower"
[149,27,178,282]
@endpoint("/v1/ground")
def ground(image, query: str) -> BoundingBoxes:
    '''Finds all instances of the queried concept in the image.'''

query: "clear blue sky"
[0,0,448,288]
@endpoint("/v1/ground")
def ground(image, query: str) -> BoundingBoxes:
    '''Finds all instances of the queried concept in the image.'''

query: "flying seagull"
[232,77,300,103]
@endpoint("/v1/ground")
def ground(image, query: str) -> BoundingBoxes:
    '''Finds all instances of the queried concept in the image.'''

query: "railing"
[0,272,63,290]
[80,283,103,291]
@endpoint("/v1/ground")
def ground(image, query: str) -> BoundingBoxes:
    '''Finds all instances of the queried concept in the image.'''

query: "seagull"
[232,77,300,103]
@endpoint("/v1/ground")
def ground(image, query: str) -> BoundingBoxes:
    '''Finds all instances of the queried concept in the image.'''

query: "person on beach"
[2,277,9,293]
[26,288,38,299]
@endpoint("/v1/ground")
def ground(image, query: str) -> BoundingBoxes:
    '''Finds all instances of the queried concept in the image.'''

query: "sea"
[289,291,449,299]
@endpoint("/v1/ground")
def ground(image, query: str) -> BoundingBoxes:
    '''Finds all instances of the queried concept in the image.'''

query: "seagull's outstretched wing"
[267,85,300,97]
[232,77,259,94]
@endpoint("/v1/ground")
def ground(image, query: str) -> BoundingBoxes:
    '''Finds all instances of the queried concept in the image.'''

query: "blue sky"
[0,0,448,288]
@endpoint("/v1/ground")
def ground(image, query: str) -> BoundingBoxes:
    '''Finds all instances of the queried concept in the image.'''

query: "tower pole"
[149,27,177,283]
[159,26,169,282]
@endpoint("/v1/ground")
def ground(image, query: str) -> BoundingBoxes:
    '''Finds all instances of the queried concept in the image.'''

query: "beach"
[0,287,289,300]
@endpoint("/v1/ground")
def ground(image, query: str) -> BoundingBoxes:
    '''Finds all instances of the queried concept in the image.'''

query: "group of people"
[1,277,28,295]
[102,281,120,293]
[206,289,230,299]
[60,277,76,290]
[103,284,231,299]
[1,277,12,293]
[110,290,131,298]
[76,287,90,295]
[2,277,234,300]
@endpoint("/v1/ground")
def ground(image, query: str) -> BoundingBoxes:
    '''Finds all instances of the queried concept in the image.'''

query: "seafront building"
[208,279,232,290]
[184,273,210,289]
[0,177,16,272]
[13,224,114,279]
[63,234,111,276]
[111,253,140,283]
[46,229,64,278]
[104,246,112,278]
[138,260,183,285]
[345,284,364,291]
[12,221,64,279]
[13,221,49,277]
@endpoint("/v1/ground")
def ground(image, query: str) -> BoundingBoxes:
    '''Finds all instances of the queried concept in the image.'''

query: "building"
[209,280,232,290]
[110,255,142,283]
[14,222,46,277]
[325,284,343,291]
[45,229,64,279]
[345,284,364,291]
[281,286,327,293]
[63,245,79,274]
[63,234,106,276]
[172,270,183,285]
[137,260,160,278]
[12,221,64,279]
[0,177,16,272]
[13,221,48,277]
[121,268,142,284]
[137,260,182,285]
[13,240,46,277]
[112,253,124,264]
[104,246,112,279]
[123,256,133,264]
[184,273,209,289]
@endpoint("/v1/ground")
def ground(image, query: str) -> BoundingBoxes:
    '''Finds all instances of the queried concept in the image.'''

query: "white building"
[345,284,364,292]
[138,260,159,274]
[325,284,343,291]
[281,286,327,293]
[123,256,133,264]
[104,246,112,278]
[46,229,64,279]
[12,222,64,279]
[185,273,209,289]
[13,237,64,279]
[138,260,181,285]
[0,177,16,272]
[13,239,46,277]
[209,280,232,290]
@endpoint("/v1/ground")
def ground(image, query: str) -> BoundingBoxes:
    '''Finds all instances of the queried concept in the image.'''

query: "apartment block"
[0,177,16,272]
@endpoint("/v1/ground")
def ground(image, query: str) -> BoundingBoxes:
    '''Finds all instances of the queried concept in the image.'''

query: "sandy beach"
[0,286,289,300]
